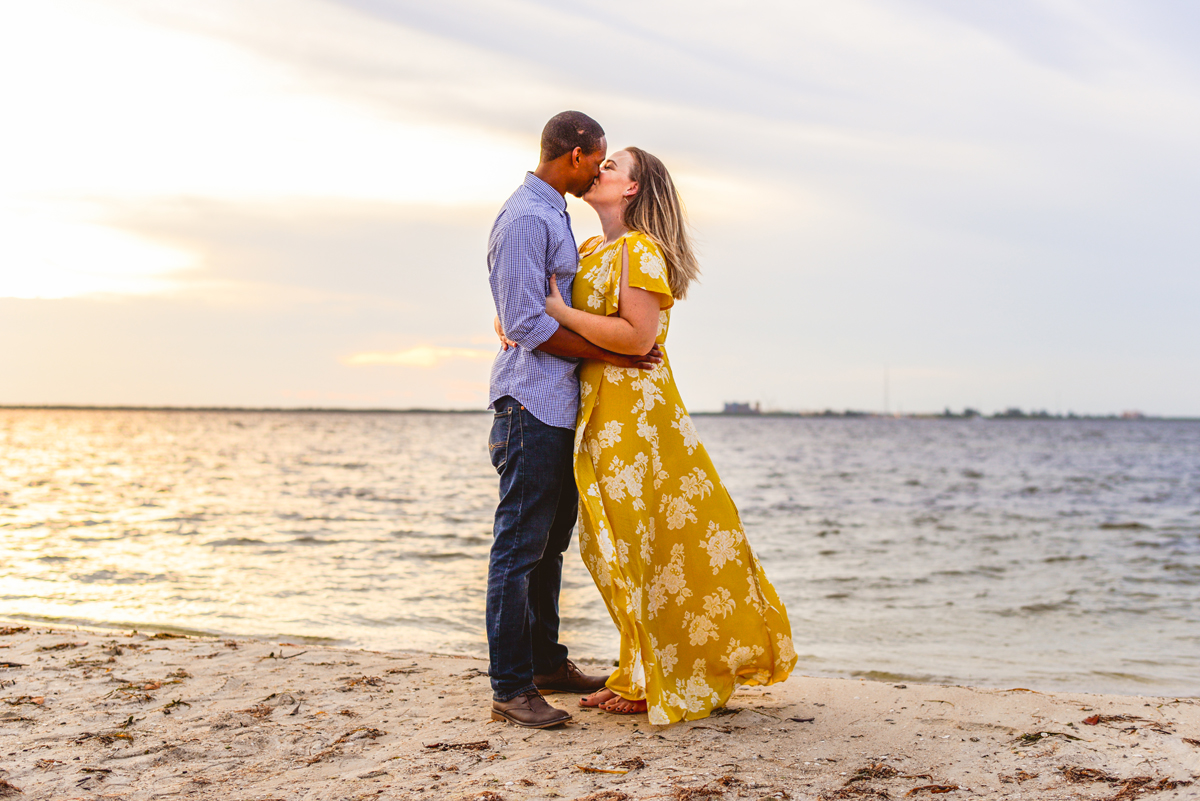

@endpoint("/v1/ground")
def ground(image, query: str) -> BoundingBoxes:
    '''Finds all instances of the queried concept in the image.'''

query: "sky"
[1,0,1198,415]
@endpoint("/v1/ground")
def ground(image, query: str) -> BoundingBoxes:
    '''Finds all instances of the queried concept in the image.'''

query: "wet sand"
[1,623,1197,800]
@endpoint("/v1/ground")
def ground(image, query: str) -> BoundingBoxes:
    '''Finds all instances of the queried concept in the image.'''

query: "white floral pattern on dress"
[600,453,648,509]
[596,420,623,450]
[699,521,744,575]
[672,405,701,455]
[633,239,667,279]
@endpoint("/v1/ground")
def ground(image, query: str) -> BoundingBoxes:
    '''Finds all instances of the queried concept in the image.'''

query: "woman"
[544,147,796,724]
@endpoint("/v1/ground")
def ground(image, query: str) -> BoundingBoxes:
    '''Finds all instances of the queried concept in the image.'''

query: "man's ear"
[570,146,583,167]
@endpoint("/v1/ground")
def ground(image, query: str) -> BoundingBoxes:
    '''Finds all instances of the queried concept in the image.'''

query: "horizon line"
[1,404,1196,421]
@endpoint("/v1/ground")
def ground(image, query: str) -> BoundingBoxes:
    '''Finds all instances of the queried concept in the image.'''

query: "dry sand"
[0,623,1197,801]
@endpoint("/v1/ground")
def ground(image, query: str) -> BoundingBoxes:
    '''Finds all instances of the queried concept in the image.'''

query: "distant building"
[1121,410,1145,419]
[722,402,761,415]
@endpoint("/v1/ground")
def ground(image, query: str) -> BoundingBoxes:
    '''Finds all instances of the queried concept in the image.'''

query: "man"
[486,111,661,728]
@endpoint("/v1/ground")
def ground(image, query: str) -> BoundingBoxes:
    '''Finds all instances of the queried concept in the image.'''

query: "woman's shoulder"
[622,231,669,282]
[622,230,661,252]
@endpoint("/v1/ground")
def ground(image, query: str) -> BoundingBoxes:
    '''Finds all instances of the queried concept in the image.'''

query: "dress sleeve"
[624,233,675,310]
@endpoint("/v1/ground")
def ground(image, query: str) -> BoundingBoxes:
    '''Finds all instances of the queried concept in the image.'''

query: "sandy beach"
[0,623,1196,801]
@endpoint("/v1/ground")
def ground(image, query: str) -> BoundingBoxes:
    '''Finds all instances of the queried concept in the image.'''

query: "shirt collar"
[523,172,568,217]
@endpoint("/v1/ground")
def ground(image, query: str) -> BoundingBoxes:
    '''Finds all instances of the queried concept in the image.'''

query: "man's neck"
[532,164,570,198]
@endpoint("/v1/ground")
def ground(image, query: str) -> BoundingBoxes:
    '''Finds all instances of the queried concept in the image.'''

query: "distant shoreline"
[1,405,1196,421]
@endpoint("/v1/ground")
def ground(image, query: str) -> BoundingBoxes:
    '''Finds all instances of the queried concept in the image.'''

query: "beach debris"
[333,727,385,744]
[0,627,29,636]
[1083,714,1146,726]
[1080,714,1172,735]
[821,787,888,800]
[0,663,25,669]
[905,786,959,796]
[1055,768,1192,799]
[73,730,134,746]
[159,699,191,714]
[425,740,490,752]
[1060,766,1117,784]
[0,712,32,723]
[616,756,646,771]
[464,792,506,801]
[1107,777,1194,801]
[167,669,192,680]
[1013,730,1081,745]
[338,709,357,717]
[460,667,489,678]
[0,779,21,797]
[575,765,629,775]
[239,703,274,719]
[788,716,816,723]
[305,747,340,765]
[998,770,1038,783]
[257,691,298,710]
[661,782,726,800]
[36,641,87,652]
[34,759,62,770]
[358,769,389,779]
[386,666,428,675]
[66,656,108,669]
[339,675,385,691]
[1183,737,1200,747]
[147,632,188,640]
[261,649,307,660]
[573,792,631,801]
[3,695,44,706]
[845,764,899,784]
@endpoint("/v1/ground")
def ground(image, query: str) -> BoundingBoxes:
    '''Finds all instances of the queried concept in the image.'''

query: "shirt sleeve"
[489,215,561,350]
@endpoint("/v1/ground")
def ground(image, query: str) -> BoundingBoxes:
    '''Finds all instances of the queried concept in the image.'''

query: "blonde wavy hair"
[622,147,700,300]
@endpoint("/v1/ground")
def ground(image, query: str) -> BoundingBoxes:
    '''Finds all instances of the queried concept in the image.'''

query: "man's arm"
[536,326,663,370]
[489,216,562,352]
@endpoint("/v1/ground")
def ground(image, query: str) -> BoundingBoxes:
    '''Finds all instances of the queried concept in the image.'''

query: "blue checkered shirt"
[487,173,580,429]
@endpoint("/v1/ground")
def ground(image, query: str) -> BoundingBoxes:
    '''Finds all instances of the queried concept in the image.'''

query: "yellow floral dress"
[572,231,797,725]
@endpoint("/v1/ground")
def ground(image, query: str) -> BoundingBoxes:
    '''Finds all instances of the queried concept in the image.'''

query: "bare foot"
[600,695,647,715]
[580,688,617,708]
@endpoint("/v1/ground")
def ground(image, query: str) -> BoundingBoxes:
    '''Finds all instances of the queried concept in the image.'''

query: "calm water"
[2,410,1198,696]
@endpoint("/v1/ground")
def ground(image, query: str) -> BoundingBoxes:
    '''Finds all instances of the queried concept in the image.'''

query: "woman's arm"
[545,243,662,356]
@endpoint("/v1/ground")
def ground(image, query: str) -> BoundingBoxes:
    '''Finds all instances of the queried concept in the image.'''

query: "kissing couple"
[486,111,796,728]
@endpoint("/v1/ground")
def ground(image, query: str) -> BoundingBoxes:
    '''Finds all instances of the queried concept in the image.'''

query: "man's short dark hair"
[540,111,604,162]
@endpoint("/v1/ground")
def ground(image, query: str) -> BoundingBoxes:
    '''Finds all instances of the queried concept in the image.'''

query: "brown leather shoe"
[533,659,609,694]
[490,689,572,728]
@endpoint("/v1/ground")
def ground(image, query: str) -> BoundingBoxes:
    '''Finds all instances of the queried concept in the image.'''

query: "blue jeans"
[486,396,578,701]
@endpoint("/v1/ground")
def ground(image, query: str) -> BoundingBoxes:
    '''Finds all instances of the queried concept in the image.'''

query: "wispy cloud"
[345,346,495,368]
